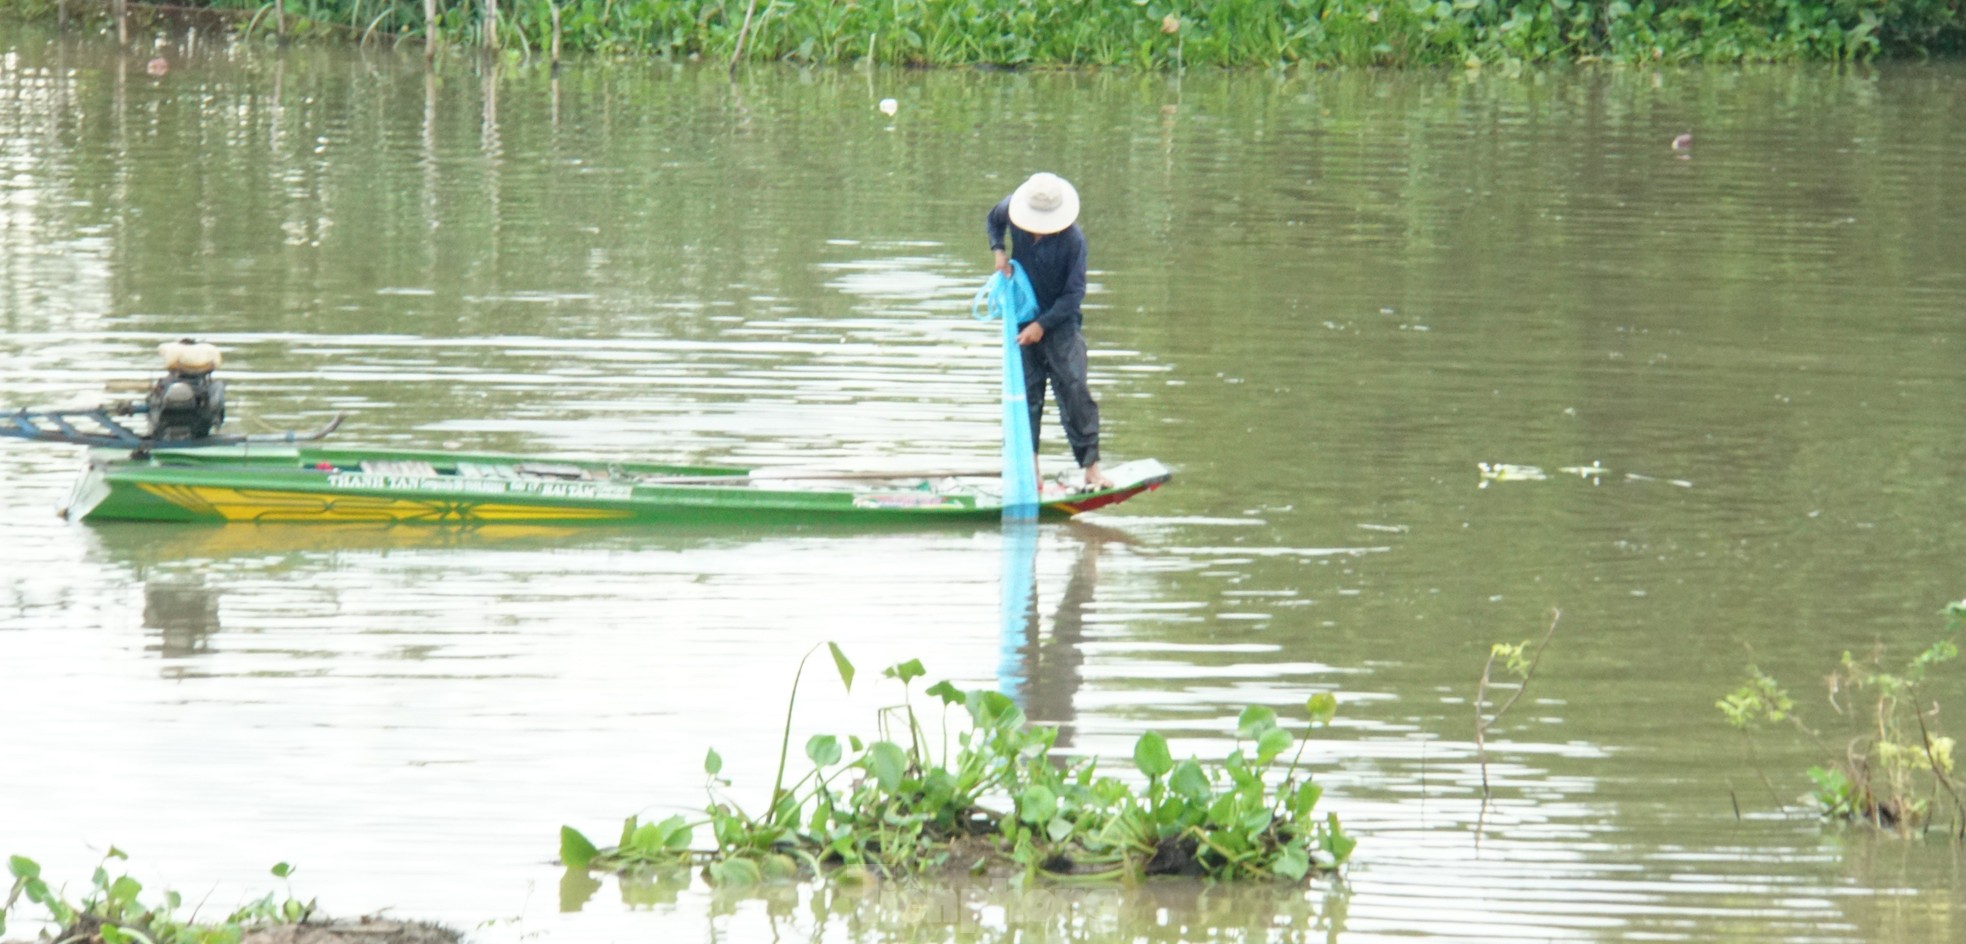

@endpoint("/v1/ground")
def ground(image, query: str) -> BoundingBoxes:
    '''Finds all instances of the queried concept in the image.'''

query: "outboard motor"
[146,339,226,441]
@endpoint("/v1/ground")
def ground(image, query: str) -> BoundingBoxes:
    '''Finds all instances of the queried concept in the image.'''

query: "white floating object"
[1477,462,1547,483]
[878,98,898,116]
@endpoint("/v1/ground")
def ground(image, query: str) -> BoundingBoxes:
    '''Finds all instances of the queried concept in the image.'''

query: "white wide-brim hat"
[1008,172,1080,235]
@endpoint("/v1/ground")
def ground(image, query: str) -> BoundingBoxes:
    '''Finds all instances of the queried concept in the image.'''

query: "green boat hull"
[61,446,1172,526]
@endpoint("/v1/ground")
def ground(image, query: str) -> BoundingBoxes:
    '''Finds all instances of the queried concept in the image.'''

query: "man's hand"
[993,249,1011,276]
[1016,322,1045,346]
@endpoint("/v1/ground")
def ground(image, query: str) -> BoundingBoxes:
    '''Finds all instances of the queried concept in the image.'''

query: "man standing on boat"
[988,172,1113,490]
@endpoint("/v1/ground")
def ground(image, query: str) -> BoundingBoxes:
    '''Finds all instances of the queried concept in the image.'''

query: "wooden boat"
[11,342,1172,526]
[57,445,1172,525]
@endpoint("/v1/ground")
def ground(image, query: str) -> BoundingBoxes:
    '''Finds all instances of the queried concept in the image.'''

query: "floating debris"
[878,97,899,116]
[1625,472,1694,488]
[1357,523,1409,534]
[1480,461,1690,489]
[1477,462,1547,486]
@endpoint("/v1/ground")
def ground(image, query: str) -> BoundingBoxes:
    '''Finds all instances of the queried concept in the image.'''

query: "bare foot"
[1083,464,1115,490]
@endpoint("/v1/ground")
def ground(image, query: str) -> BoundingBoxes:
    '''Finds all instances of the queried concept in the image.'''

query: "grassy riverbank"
[10,0,1964,66]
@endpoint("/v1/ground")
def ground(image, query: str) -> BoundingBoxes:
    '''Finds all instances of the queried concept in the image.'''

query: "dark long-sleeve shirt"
[987,197,1087,333]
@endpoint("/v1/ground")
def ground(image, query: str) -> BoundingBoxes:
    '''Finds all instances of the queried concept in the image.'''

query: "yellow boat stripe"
[135,484,633,523]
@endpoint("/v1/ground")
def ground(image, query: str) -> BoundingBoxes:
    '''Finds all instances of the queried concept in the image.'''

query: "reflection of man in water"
[1001,528,1106,751]
[145,581,220,659]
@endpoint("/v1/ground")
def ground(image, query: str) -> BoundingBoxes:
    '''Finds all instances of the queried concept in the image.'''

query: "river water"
[1,28,1963,943]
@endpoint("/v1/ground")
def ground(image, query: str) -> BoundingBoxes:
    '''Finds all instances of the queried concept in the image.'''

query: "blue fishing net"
[971,261,1040,520]
[971,260,1038,326]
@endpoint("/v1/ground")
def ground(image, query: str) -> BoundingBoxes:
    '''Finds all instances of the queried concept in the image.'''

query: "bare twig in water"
[1476,608,1562,801]
[730,0,760,77]
[1911,690,1966,839]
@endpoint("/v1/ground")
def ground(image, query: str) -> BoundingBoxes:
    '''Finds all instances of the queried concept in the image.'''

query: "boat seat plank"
[514,462,590,480]
[456,462,520,480]
[359,459,439,477]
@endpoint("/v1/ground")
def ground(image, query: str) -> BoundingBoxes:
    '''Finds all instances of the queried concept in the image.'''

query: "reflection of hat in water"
[1008,172,1080,234]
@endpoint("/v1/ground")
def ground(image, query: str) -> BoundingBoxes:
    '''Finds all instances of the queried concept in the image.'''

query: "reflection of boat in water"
[61,445,1172,526]
[85,519,620,565]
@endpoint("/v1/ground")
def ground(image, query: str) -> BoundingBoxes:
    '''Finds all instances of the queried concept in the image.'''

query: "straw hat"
[1008,172,1080,235]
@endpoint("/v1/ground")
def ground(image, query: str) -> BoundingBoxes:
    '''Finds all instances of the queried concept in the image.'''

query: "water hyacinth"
[561,644,1354,884]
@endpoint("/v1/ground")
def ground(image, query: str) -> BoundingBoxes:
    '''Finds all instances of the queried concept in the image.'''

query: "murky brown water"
[2,29,1964,942]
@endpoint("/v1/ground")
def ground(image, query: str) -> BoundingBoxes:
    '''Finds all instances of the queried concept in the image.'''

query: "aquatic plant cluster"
[1718,601,1965,836]
[561,644,1354,885]
[2,852,313,944]
[21,0,1965,64]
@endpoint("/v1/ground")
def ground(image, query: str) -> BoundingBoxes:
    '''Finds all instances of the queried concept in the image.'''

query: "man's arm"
[986,197,1013,275]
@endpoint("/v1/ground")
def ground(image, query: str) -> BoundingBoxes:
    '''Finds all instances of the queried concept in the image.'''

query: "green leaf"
[1206,792,1239,828]
[559,826,600,868]
[827,642,855,692]
[1237,705,1278,739]
[1133,731,1174,778]
[7,856,39,880]
[925,680,965,705]
[270,861,294,879]
[1045,816,1075,843]
[107,873,142,912]
[1017,785,1057,824]
[1272,844,1310,881]
[882,659,926,684]
[1169,759,1211,803]
[105,847,128,862]
[704,747,723,776]
[965,690,1021,729]
[1151,797,1186,827]
[1292,781,1324,820]
[1224,749,1257,787]
[709,858,762,886]
[630,821,670,854]
[629,810,699,857]
[866,741,907,792]
[658,819,691,853]
[1256,727,1294,765]
[617,815,640,849]
[1321,812,1357,862]
[1306,693,1337,726]
[759,853,800,882]
[109,875,141,906]
[806,734,842,767]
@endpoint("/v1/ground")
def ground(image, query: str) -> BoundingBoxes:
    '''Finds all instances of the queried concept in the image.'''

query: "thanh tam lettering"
[326,473,628,501]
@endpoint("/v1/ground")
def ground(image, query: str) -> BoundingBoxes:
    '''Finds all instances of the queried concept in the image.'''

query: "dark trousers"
[1021,322,1100,468]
